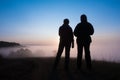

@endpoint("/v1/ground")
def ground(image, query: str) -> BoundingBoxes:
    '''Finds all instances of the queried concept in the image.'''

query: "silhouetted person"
[74,14,94,70]
[53,19,74,71]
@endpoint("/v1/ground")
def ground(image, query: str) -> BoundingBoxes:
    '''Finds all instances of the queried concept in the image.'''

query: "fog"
[0,45,57,58]
[0,44,120,63]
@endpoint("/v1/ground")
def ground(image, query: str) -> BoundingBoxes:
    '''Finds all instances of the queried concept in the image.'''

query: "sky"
[0,0,120,45]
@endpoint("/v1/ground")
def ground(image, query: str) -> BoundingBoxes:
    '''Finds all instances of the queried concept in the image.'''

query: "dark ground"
[0,57,120,80]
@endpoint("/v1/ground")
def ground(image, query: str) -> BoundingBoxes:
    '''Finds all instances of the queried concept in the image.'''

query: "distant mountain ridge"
[0,41,21,48]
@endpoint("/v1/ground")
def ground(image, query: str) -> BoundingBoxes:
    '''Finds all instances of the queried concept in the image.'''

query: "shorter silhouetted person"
[53,19,74,71]
[74,14,94,70]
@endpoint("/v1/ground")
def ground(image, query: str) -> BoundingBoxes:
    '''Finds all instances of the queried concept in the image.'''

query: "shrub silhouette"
[9,48,33,58]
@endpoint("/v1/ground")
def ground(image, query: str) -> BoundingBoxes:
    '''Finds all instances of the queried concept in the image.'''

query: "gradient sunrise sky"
[0,0,120,45]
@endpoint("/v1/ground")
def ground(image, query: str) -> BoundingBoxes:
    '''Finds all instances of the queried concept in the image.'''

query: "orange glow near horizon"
[17,37,59,46]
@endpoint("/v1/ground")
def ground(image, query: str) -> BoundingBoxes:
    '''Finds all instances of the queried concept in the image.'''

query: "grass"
[0,57,120,80]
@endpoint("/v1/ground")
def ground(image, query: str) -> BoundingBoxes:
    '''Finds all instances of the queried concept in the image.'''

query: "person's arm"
[74,24,79,37]
[72,39,74,48]
[89,23,94,35]
[59,27,61,36]
[71,28,74,48]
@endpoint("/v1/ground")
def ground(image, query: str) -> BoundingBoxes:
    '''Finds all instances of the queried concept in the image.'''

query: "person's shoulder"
[68,25,71,28]
[87,22,92,25]
[77,23,81,25]
[86,22,93,26]
[76,23,81,27]
[59,25,63,28]
[67,25,72,29]
[59,26,63,31]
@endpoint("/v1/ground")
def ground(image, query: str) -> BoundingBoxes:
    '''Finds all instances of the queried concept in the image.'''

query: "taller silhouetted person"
[74,14,94,70]
[53,19,74,71]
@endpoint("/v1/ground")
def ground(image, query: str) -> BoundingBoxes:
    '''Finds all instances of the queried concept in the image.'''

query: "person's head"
[81,14,87,22]
[63,18,69,25]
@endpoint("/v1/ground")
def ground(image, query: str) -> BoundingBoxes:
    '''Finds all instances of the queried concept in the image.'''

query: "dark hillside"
[0,57,120,80]
[0,41,21,48]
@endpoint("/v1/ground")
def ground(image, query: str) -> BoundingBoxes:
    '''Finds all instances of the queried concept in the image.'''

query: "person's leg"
[84,43,92,70]
[77,42,83,69]
[53,42,64,70]
[65,43,71,70]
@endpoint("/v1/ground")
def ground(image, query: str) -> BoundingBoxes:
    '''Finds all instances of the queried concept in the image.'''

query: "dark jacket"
[74,22,94,43]
[59,24,74,43]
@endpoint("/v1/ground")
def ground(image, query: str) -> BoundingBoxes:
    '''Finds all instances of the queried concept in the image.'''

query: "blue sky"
[0,0,120,44]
